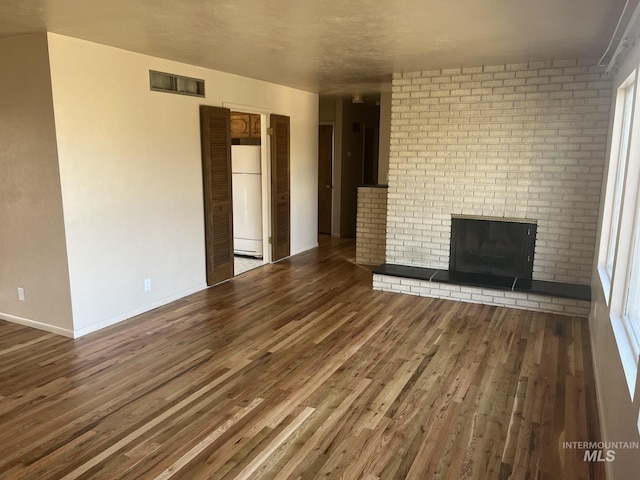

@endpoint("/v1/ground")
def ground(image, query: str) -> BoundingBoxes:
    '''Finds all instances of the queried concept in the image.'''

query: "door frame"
[223,102,273,264]
[318,122,335,236]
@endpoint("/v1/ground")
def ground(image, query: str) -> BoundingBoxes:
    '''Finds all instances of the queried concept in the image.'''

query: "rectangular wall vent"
[149,70,205,97]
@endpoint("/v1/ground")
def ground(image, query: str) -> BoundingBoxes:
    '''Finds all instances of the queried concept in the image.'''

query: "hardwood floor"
[0,237,603,479]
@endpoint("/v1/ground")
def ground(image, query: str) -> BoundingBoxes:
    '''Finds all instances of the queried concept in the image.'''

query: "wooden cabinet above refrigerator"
[230,112,261,139]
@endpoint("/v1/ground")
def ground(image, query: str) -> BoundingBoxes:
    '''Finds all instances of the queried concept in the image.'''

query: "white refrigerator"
[232,145,263,257]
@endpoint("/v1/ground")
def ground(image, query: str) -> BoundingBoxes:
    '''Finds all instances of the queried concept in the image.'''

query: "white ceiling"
[0,0,629,96]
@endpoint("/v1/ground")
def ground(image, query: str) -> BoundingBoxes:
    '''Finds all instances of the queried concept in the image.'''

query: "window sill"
[598,266,612,306]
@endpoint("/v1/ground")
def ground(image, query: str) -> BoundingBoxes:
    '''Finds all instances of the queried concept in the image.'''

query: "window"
[606,82,634,276]
[611,171,640,398]
[623,200,640,349]
[599,69,640,399]
[600,72,636,297]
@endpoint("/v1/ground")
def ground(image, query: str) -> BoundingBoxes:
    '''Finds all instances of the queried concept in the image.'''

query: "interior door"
[270,114,290,261]
[200,105,234,285]
[318,124,333,234]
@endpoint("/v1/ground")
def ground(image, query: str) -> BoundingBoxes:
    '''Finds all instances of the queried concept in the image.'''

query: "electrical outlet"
[17,287,25,301]
[144,278,151,292]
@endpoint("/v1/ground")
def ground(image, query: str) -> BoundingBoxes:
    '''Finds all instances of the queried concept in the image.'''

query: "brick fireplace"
[373,60,612,316]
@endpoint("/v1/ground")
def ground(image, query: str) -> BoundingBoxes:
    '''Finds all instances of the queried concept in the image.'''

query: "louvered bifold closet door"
[200,106,234,285]
[270,114,291,261]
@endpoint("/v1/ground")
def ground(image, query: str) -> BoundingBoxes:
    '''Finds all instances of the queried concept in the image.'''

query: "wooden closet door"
[270,114,290,261]
[200,105,234,285]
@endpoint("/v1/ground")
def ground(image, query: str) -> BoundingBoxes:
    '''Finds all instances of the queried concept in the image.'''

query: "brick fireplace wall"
[385,60,612,285]
[356,186,387,265]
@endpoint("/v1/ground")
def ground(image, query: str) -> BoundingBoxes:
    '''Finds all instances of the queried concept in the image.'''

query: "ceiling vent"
[149,70,205,97]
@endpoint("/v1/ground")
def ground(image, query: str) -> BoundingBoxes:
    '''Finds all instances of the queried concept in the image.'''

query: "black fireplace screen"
[449,217,537,279]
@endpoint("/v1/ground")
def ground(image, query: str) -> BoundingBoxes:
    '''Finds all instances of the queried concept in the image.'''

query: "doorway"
[230,110,267,276]
[363,126,378,185]
[318,124,333,235]
[200,106,291,285]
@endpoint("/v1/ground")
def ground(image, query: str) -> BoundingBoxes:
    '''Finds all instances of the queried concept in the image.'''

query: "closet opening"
[230,111,268,276]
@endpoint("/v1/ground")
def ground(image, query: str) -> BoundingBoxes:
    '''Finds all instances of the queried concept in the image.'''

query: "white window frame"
[599,71,637,304]
[614,161,640,368]
[602,69,640,399]
[622,197,640,350]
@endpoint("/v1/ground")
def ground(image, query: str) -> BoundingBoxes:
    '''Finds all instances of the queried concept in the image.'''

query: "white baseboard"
[1,284,208,339]
[0,312,74,337]
[71,283,208,338]
[290,242,320,257]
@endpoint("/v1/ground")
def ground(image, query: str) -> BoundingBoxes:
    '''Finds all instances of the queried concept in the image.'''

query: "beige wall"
[0,33,73,334]
[46,33,318,335]
[319,97,336,123]
[590,42,640,479]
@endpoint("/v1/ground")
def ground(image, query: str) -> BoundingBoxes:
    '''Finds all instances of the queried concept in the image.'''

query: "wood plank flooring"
[0,237,604,479]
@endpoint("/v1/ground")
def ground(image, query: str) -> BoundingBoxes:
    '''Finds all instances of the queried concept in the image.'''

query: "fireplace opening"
[449,216,537,280]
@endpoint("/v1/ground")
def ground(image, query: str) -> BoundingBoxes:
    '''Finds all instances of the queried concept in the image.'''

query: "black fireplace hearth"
[374,215,589,301]
[449,215,537,280]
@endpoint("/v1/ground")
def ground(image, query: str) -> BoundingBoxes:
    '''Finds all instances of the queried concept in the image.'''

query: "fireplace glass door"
[449,218,536,279]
